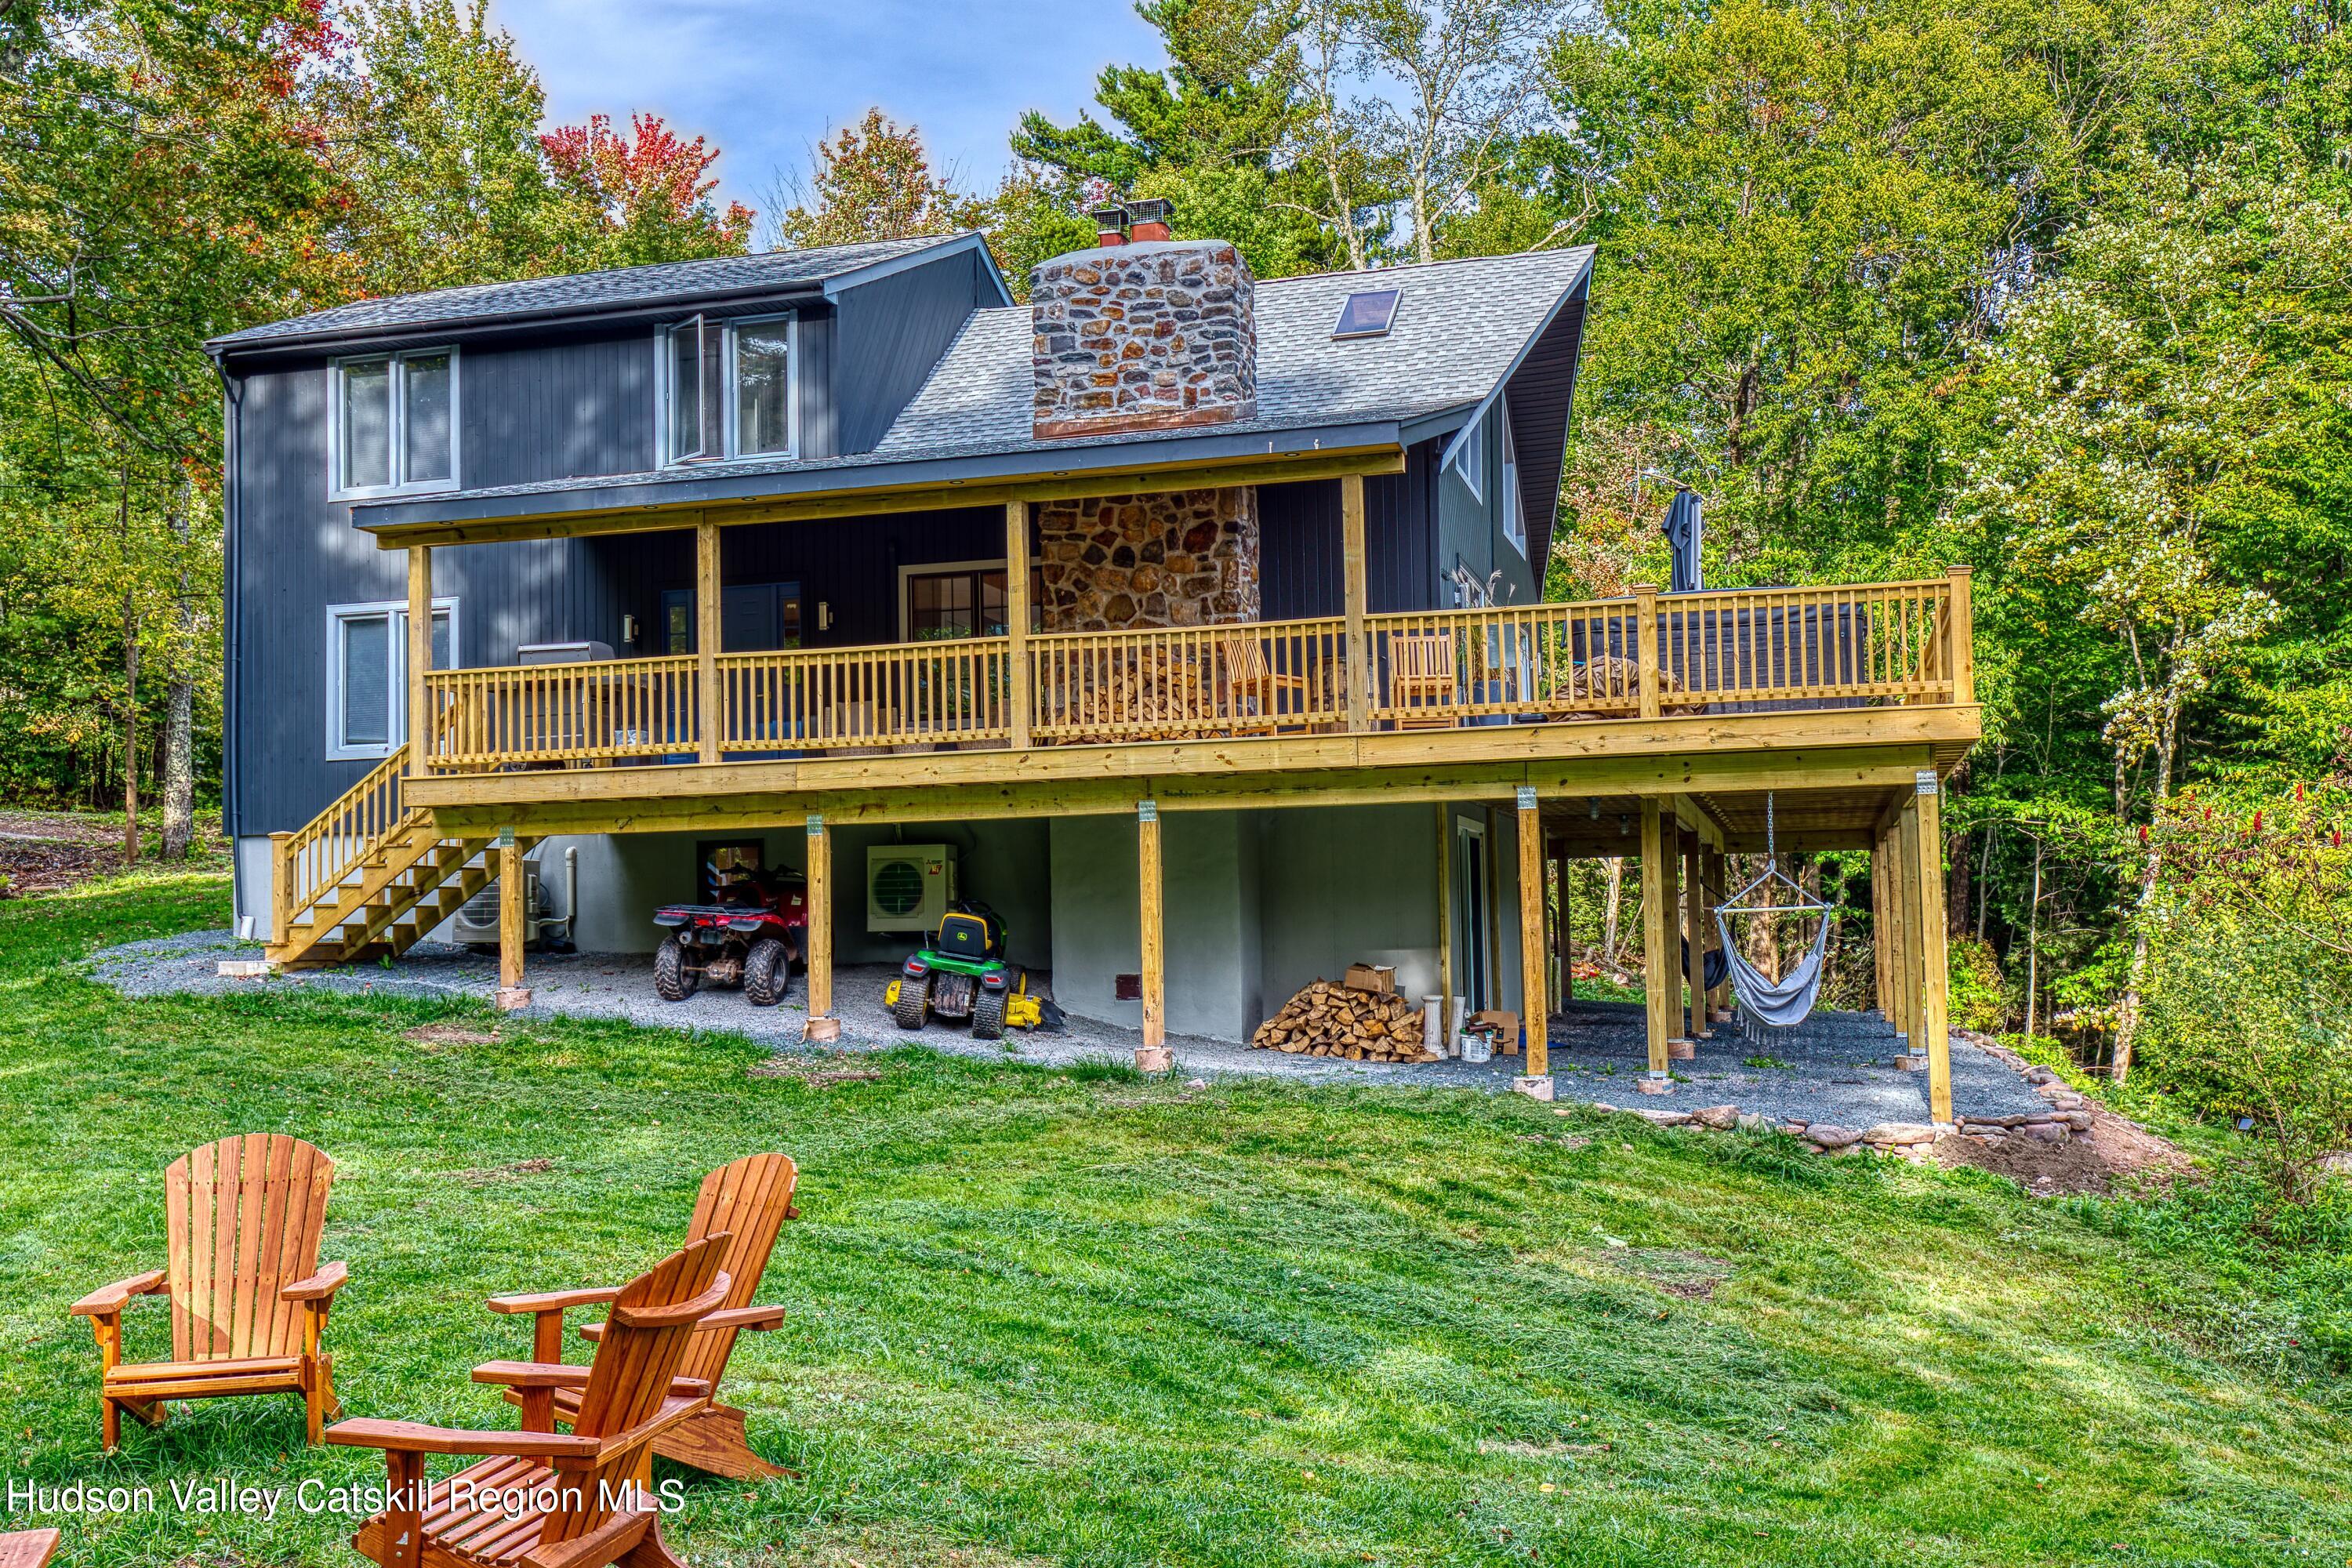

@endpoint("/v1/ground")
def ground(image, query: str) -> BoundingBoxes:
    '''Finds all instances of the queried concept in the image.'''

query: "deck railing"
[718,641,1011,754]
[1029,618,1348,742]
[406,575,1967,772]
[278,750,414,917]
[425,655,702,769]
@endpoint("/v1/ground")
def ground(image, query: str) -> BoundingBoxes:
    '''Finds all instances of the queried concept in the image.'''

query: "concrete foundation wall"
[1046,800,1518,1046]
[1048,810,1264,1041]
[1258,804,1446,1010]
[245,799,1519,1049]
[241,820,1055,971]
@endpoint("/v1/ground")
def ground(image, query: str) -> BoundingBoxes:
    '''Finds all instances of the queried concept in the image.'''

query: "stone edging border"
[1588,1029,2095,1160]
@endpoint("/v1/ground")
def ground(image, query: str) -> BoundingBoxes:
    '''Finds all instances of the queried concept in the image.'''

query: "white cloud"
[492,0,1164,213]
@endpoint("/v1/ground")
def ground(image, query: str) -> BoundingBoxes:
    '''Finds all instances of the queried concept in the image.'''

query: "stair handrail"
[278,753,422,922]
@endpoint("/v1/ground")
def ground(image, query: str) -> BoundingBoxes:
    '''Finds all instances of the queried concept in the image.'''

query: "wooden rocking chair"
[70,1134,348,1450]
[1214,632,1310,735]
[329,1235,734,1568]
[488,1152,798,1480]
[1387,631,1459,728]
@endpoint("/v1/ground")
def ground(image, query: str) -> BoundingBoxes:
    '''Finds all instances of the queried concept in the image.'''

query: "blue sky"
[492,0,1166,221]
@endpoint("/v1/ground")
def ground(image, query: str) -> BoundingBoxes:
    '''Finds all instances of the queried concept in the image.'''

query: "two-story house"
[208,203,1977,1110]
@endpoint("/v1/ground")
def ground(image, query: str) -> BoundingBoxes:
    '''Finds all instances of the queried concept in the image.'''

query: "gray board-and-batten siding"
[225,473,1458,840]
[222,246,1000,837]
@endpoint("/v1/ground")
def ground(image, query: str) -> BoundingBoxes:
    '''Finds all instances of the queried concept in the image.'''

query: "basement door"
[1452,819,1492,1011]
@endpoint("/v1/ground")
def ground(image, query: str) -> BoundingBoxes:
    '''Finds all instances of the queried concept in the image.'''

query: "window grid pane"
[340,615,391,747]
[734,325,791,456]
[341,361,393,490]
[402,354,453,483]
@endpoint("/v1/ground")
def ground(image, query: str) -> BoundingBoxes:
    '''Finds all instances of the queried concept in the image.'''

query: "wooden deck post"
[405,546,433,775]
[268,830,294,947]
[1896,803,1923,1047]
[1639,798,1672,1081]
[1914,772,1954,1123]
[1515,787,1548,1088]
[1946,565,1976,706]
[1005,501,1033,748]
[695,517,721,765]
[1137,800,1169,1070]
[1633,584,1661,720]
[1682,830,1707,1039]
[1436,804,1454,1051]
[804,815,837,1041]
[1341,474,1370,733]
[1702,848,1728,1011]
[495,829,528,1010]
[1871,835,1891,1018]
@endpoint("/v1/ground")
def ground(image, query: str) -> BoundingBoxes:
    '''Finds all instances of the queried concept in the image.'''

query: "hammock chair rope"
[1712,794,1834,1035]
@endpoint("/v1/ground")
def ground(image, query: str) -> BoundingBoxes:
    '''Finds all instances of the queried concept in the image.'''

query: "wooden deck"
[398,575,1974,819]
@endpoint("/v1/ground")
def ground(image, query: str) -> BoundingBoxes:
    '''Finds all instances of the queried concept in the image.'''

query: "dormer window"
[332,348,456,498]
[659,313,795,464]
[1331,289,1400,339]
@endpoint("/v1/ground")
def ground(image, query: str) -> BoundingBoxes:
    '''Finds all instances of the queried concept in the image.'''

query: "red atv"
[652,862,807,1005]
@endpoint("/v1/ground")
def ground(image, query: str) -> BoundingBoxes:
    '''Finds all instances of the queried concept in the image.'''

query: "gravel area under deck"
[91,931,2046,1124]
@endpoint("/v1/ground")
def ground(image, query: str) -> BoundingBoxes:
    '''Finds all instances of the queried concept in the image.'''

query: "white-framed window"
[330,348,458,499]
[657,313,796,464]
[1499,404,1526,557]
[1446,407,1486,501]
[325,597,456,760]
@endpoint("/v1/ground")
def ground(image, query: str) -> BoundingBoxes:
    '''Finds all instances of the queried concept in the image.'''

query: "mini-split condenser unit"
[866,844,955,933]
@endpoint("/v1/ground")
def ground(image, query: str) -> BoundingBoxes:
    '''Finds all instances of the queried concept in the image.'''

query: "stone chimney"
[1029,205,1258,441]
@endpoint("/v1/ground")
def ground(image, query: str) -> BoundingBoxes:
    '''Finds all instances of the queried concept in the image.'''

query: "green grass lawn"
[3,872,2349,1566]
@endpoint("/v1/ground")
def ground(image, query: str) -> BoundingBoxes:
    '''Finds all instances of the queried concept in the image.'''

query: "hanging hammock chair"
[1712,793,1835,1039]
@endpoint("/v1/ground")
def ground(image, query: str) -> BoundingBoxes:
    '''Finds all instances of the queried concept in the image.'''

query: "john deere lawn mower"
[884,900,1043,1040]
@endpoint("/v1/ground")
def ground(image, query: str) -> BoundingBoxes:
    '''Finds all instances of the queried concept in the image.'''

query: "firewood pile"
[1037,650,1210,744]
[1250,979,1436,1062]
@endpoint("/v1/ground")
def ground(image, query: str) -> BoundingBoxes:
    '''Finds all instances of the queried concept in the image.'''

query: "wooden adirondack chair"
[1388,631,1459,728]
[69,1134,348,1450]
[0,1529,59,1568]
[329,1235,734,1568]
[488,1152,797,1480]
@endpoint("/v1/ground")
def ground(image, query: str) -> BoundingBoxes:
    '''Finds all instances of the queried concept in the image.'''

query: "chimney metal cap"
[1123,198,1173,241]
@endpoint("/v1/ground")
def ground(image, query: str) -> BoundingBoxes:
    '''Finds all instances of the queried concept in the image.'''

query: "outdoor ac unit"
[867,844,955,933]
[454,865,540,945]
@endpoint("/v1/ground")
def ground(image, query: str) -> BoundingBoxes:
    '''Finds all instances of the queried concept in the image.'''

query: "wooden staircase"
[267,752,537,970]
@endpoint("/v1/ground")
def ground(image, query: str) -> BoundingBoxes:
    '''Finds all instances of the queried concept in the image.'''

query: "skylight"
[1331,289,1401,339]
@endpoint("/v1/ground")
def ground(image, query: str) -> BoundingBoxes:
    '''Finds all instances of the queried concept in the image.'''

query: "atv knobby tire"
[653,935,697,1001]
[971,985,1007,1040]
[892,975,931,1031]
[744,938,791,1006]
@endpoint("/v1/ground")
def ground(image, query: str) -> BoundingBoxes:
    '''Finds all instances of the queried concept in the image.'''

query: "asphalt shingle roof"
[209,234,964,349]
[350,245,1595,515]
[873,245,1593,461]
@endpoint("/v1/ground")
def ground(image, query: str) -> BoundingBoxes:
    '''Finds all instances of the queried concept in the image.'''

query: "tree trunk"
[1974,825,1997,941]
[2024,837,2043,1040]
[162,481,195,860]
[122,589,140,862]
[1746,858,1779,984]
[1945,829,1971,938]
[2111,697,2181,1083]
[1599,856,1624,978]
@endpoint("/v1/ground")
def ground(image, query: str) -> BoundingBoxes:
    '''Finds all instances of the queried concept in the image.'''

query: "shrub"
[1947,935,2008,1033]
[2142,786,2352,1202]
